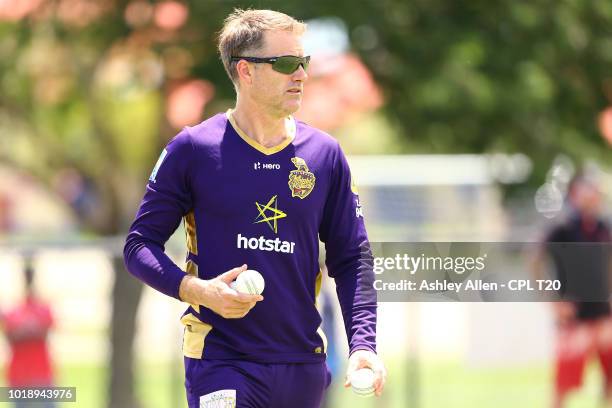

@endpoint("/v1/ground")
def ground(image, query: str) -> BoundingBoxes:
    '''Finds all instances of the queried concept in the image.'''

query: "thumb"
[218,264,247,284]
[344,360,357,388]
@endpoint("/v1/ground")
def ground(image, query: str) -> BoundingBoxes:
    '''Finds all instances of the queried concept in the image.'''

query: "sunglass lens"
[273,56,308,74]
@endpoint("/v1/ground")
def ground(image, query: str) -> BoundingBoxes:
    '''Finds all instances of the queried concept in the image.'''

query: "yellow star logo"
[254,195,287,233]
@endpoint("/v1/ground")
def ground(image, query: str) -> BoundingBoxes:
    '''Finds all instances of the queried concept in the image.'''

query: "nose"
[292,64,308,81]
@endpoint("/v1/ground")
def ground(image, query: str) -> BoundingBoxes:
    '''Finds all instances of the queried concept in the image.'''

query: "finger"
[225,294,252,305]
[218,264,247,284]
[344,367,356,388]
[219,287,252,305]
[225,303,255,312]
[375,367,387,396]
[224,306,251,313]
[236,302,256,311]
[374,376,384,396]
[227,295,262,307]
[358,360,371,369]
[235,292,264,303]
[376,378,386,396]
[223,311,248,319]
[344,359,358,387]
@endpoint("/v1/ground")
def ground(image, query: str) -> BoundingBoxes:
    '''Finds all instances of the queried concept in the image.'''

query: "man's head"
[567,172,602,217]
[218,9,308,116]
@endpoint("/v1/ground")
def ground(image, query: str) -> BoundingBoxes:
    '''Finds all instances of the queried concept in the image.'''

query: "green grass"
[327,359,606,408]
[8,358,607,407]
[53,361,186,408]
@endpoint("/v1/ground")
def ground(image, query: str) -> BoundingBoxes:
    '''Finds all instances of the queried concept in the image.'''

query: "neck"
[231,94,290,148]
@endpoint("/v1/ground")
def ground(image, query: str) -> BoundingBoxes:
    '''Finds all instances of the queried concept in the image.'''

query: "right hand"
[180,264,264,319]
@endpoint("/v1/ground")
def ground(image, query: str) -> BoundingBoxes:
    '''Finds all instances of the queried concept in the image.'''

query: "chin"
[282,101,302,116]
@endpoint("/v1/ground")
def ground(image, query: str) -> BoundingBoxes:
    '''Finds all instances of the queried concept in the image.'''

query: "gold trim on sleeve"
[184,211,198,256]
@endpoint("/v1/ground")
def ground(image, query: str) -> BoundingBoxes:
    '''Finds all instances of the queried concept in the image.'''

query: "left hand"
[344,349,387,397]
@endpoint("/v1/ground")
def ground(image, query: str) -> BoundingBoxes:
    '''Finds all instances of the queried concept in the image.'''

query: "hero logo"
[254,162,281,170]
[355,198,364,218]
[236,195,296,254]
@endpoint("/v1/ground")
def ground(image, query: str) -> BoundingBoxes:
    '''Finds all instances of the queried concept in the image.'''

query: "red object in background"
[555,320,612,397]
[599,106,612,146]
[154,1,188,31]
[296,53,383,132]
[0,0,43,21]
[0,194,12,232]
[2,296,54,387]
[166,79,215,128]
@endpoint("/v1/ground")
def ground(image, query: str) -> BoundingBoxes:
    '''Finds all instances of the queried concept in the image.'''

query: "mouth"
[286,88,302,95]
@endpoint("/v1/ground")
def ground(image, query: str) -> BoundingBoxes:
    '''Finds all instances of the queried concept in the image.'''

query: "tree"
[2,1,611,406]
[1,2,182,406]
[298,0,612,178]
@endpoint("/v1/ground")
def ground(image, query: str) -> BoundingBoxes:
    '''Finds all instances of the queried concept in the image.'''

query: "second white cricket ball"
[351,368,375,397]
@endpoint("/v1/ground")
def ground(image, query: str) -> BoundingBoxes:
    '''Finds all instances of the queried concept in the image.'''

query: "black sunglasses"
[231,55,310,74]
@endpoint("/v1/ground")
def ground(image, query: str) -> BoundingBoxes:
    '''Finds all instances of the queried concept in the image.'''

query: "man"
[124,9,386,408]
[1,259,55,408]
[533,172,612,408]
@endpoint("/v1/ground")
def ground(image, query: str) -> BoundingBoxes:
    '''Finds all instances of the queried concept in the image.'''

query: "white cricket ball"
[351,368,375,397]
[230,269,265,295]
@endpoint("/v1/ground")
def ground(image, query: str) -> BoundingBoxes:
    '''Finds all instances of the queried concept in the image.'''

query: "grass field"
[17,357,602,408]
[329,359,604,408]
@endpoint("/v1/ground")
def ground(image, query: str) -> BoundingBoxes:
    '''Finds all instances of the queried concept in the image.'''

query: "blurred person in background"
[533,171,612,408]
[1,257,55,408]
[124,8,385,408]
[0,193,13,233]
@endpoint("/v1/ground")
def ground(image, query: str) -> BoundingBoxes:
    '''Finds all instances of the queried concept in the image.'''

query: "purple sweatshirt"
[124,111,377,363]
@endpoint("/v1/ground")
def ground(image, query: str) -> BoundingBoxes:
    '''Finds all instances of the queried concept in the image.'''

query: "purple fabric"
[184,357,330,408]
[124,113,377,362]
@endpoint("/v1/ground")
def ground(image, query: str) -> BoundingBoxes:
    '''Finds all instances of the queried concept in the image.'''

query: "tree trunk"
[108,255,144,408]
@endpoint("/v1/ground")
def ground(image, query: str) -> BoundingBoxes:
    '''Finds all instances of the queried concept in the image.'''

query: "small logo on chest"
[288,157,316,199]
[254,162,281,170]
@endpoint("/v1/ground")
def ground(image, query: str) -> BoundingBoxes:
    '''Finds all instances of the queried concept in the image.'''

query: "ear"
[236,60,254,86]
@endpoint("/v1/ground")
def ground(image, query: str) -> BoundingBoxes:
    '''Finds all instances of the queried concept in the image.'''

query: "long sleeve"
[319,143,377,355]
[123,130,194,300]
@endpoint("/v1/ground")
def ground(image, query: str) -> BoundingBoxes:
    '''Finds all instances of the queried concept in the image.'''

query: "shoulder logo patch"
[149,149,168,183]
[288,157,316,199]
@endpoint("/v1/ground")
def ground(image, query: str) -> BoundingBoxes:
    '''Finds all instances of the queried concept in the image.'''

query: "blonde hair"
[218,9,306,85]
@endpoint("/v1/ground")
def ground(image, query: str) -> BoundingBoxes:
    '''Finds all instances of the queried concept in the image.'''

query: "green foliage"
[1,0,611,216]
[310,0,612,179]
[189,0,612,180]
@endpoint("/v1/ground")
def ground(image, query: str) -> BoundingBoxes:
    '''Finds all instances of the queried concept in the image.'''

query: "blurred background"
[1,0,612,407]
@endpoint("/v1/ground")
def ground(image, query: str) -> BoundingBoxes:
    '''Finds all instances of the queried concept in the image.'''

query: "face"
[238,30,308,117]
[570,181,602,216]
